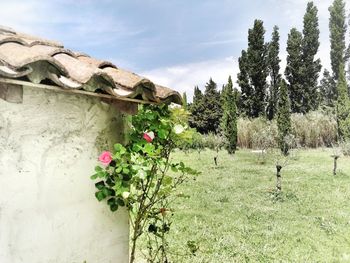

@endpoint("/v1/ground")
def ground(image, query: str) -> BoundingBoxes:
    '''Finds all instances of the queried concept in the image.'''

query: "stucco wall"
[0,86,129,263]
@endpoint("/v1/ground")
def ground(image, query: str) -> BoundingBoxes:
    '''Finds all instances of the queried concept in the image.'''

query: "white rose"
[122,191,130,199]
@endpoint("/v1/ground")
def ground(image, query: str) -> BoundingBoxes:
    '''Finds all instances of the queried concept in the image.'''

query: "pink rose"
[143,131,155,143]
[98,151,112,165]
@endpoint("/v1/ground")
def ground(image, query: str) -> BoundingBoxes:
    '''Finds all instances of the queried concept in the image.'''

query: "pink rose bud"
[98,151,113,165]
[143,131,155,143]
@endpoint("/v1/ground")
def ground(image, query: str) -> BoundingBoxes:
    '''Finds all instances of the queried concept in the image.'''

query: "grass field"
[161,148,350,262]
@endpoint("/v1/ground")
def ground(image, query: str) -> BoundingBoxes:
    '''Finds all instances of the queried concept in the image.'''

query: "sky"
[0,0,343,101]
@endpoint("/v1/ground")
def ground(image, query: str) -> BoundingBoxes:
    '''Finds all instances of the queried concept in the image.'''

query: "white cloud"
[142,57,238,102]
[0,0,144,47]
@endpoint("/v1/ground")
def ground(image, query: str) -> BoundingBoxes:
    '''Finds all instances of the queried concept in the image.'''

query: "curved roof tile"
[0,26,182,105]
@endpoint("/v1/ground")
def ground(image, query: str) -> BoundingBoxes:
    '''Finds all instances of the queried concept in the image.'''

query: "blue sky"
[0,0,339,100]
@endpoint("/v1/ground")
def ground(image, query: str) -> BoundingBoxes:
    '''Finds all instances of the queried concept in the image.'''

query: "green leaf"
[95,166,103,172]
[95,191,106,201]
[97,171,107,178]
[95,181,105,190]
[171,166,178,172]
[123,167,130,174]
[132,143,143,152]
[107,197,115,206]
[158,129,168,139]
[144,143,155,154]
[162,175,173,186]
[114,143,126,154]
[90,173,98,180]
[102,187,113,197]
[115,166,123,173]
[109,203,118,212]
[116,198,125,206]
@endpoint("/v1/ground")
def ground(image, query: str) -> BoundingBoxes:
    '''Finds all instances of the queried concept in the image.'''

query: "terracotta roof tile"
[0,26,181,104]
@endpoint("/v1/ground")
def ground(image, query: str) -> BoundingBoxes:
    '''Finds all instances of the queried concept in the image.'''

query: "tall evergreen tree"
[319,69,337,107]
[329,0,347,80]
[301,1,322,112]
[221,76,237,154]
[237,50,253,117]
[277,80,292,155]
[202,78,222,133]
[336,64,350,140]
[220,84,227,108]
[247,19,268,117]
[182,92,188,110]
[285,28,304,113]
[267,25,281,120]
[347,15,350,87]
[233,88,242,116]
[189,86,206,133]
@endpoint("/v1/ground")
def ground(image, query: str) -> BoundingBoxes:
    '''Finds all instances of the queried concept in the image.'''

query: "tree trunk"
[276,165,282,191]
[130,220,140,263]
[333,155,339,176]
[213,148,219,166]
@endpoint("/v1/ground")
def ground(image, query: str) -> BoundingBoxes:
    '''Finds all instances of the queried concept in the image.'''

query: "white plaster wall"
[0,86,129,263]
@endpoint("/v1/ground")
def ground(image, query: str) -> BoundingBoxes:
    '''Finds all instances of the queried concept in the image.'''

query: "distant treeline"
[187,0,350,145]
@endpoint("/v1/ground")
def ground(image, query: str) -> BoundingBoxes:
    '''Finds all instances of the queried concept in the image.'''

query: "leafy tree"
[266,25,281,120]
[301,1,322,112]
[277,80,292,155]
[336,64,350,140]
[247,19,268,117]
[329,0,347,80]
[189,86,206,133]
[285,28,304,113]
[319,69,337,107]
[202,78,222,133]
[221,76,237,154]
[237,49,253,117]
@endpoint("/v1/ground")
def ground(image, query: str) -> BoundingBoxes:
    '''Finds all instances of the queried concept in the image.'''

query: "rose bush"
[91,105,199,263]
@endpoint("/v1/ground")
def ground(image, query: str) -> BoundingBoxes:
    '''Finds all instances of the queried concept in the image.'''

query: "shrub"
[238,117,276,148]
[202,133,226,151]
[190,131,205,153]
[237,111,337,149]
[291,111,337,148]
[340,141,350,156]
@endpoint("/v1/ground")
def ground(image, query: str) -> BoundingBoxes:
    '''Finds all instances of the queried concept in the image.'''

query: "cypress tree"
[285,28,304,113]
[301,1,322,112]
[220,84,227,108]
[336,64,350,141]
[247,19,268,117]
[202,78,222,133]
[237,50,253,117]
[233,88,241,116]
[347,15,350,87]
[319,69,336,107]
[221,76,237,154]
[189,86,206,133]
[182,92,188,110]
[277,80,292,155]
[329,0,347,81]
[267,25,281,120]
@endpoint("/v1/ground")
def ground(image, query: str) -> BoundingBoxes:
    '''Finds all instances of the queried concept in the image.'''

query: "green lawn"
[164,148,350,262]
